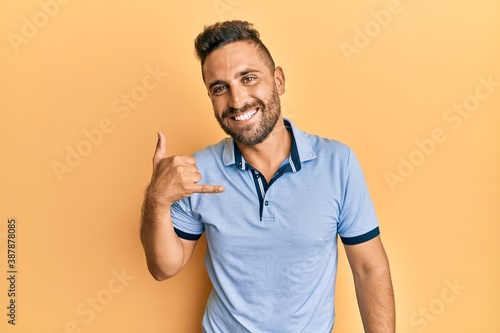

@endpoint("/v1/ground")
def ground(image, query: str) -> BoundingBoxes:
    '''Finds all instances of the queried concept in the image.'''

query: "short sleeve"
[337,149,380,245]
[171,198,204,240]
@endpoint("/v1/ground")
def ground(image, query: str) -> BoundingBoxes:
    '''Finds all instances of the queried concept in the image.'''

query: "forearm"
[353,266,395,333]
[140,192,186,281]
[140,132,220,280]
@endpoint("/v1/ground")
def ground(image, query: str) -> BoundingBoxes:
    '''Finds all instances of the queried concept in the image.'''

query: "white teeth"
[234,109,257,121]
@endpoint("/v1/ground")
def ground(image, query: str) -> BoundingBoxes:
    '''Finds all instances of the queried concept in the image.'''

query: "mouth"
[233,108,258,122]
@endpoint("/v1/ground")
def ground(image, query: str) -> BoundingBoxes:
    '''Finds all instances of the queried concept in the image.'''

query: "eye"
[243,76,256,83]
[213,85,227,96]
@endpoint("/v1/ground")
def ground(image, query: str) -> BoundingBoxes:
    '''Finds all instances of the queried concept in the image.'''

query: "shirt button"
[264,201,269,206]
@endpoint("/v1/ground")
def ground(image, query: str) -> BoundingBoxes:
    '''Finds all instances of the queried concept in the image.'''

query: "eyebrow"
[208,69,262,91]
[238,69,261,77]
[208,79,226,91]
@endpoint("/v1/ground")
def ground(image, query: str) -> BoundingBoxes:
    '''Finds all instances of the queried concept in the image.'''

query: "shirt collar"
[222,118,317,171]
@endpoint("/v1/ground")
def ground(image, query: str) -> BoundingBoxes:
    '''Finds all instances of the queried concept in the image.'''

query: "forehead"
[202,41,267,83]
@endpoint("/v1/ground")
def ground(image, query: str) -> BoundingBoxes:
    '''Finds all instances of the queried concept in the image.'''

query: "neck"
[237,117,292,182]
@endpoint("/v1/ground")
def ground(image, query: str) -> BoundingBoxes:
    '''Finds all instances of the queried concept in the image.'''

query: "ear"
[274,66,285,95]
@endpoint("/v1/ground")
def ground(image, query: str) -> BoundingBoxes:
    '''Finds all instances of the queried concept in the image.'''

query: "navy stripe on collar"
[233,119,301,173]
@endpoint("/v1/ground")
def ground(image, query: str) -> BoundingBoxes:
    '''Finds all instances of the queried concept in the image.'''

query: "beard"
[214,87,281,146]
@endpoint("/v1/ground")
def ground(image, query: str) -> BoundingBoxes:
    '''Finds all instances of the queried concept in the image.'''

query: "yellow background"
[1,0,499,332]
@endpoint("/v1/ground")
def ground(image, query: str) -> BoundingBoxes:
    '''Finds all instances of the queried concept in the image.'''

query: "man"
[141,20,395,332]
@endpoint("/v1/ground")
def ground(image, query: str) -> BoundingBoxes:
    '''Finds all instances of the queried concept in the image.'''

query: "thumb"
[153,132,167,168]
[156,132,167,158]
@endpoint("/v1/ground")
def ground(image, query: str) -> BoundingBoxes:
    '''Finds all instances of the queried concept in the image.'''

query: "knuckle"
[171,155,183,164]
[175,166,187,177]
[194,172,202,182]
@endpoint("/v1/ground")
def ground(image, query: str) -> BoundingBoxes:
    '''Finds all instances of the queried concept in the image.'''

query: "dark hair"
[194,20,275,72]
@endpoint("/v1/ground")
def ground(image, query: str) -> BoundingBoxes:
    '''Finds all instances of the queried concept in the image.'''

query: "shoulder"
[303,130,353,162]
[287,119,353,162]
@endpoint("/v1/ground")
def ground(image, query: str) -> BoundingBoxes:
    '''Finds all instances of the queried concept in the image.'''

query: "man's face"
[202,41,285,146]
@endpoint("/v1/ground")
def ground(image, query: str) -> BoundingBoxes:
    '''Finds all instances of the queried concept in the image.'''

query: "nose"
[228,86,247,110]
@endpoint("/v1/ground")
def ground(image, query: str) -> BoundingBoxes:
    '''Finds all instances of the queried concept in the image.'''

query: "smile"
[233,109,258,121]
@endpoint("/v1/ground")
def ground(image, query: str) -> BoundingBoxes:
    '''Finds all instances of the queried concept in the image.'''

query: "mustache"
[222,99,265,119]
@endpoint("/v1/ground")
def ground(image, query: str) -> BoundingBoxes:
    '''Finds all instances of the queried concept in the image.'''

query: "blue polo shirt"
[171,119,379,333]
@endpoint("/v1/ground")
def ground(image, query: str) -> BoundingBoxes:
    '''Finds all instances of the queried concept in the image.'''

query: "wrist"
[145,186,173,209]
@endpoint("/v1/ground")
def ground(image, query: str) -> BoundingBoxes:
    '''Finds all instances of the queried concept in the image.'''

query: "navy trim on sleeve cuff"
[341,227,380,245]
[174,228,202,241]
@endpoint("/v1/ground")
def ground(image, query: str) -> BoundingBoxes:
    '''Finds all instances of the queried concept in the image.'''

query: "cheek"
[252,82,274,100]
[211,98,227,116]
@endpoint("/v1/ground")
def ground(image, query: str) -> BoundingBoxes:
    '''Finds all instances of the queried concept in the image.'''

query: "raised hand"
[148,132,224,207]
